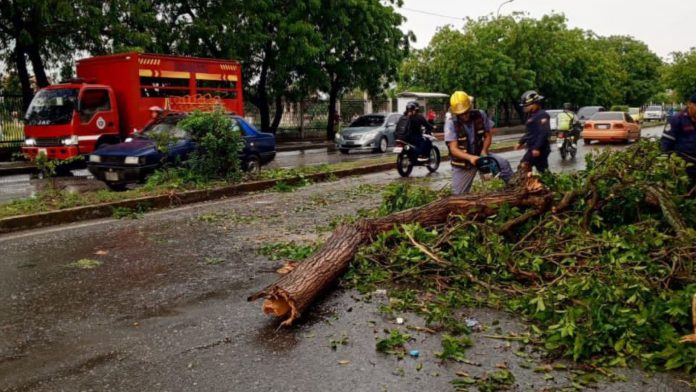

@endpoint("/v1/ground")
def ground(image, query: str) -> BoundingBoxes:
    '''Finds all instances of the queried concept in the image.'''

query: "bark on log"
[248,176,552,326]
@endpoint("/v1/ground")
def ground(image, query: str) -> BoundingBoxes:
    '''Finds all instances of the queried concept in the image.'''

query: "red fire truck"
[22,52,244,161]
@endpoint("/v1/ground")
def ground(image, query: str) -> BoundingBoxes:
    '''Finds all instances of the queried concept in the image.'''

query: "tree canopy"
[663,49,696,103]
[399,13,663,110]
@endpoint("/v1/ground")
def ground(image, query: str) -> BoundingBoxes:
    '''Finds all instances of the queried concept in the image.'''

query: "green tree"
[315,0,410,139]
[597,36,663,106]
[0,0,81,107]
[398,13,651,113]
[663,49,696,102]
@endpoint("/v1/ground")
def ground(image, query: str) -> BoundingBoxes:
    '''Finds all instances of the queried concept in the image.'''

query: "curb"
[0,145,519,235]
[0,163,35,176]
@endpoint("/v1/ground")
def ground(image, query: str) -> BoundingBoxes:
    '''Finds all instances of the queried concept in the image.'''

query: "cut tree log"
[248,175,552,326]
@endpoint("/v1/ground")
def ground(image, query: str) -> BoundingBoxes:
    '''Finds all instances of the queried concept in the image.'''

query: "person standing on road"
[661,93,696,184]
[516,90,551,173]
[445,91,513,195]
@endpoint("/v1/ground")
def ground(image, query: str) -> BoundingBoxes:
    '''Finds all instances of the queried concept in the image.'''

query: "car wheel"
[374,136,388,153]
[339,148,349,155]
[245,156,261,174]
[106,182,127,191]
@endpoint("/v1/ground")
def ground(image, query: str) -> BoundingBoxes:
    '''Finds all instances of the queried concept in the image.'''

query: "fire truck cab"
[22,52,243,161]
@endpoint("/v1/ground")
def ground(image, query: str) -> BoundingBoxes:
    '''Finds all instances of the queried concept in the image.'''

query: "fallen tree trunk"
[248,176,552,326]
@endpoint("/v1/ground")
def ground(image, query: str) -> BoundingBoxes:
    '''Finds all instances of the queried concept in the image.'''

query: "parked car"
[335,112,401,154]
[88,113,275,190]
[628,107,643,123]
[577,106,606,125]
[582,111,641,144]
[644,105,665,121]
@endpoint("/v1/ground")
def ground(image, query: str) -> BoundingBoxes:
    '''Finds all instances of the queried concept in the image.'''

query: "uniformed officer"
[515,90,551,173]
[661,93,696,182]
[445,91,513,195]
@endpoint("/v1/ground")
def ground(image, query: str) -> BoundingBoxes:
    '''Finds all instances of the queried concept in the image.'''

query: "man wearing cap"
[445,91,513,195]
[661,93,696,183]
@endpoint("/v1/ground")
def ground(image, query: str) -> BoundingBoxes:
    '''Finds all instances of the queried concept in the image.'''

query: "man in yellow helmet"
[445,91,513,194]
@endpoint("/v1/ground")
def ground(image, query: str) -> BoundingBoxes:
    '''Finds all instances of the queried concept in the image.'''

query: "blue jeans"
[411,135,432,157]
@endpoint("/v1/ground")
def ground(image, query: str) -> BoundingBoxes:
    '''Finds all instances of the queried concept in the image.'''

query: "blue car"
[87,113,276,190]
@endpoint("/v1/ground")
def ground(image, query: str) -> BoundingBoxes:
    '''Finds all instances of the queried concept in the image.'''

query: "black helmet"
[406,101,419,112]
[520,90,544,107]
[563,102,573,110]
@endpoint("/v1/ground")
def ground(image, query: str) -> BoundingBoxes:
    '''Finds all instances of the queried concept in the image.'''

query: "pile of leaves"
[343,140,696,372]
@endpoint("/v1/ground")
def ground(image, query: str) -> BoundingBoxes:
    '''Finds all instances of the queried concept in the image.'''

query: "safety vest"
[557,111,573,131]
[451,110,487,169]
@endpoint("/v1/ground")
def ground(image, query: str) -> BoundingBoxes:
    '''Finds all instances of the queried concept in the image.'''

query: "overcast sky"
[397,0,695,60]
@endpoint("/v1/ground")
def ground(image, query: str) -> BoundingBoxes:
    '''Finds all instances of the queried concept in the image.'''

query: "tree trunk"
[248,176,552,326]
[26,43,49,87]
[326,78,340,140]
[13,45,33,111]
[269,95,283,134]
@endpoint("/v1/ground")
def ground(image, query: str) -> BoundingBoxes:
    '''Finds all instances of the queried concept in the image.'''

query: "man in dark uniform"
[515,90,551,172]
[661,93,696,183]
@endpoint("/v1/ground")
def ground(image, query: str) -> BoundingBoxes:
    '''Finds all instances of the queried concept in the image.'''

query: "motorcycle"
[557,124,580,160]
[394,134,440,177]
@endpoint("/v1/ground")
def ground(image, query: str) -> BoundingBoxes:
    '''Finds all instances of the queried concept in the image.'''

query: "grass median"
[0,139,522,221]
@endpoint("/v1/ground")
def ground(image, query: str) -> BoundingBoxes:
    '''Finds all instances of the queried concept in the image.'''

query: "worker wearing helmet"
[445,91,513,194]
[516,90,551,173]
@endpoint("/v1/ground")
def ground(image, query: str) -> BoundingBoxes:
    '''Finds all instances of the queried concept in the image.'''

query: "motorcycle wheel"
[560,145,568,160]
[396,151,413,177]
[426,146,440,173]
[570,145,577,159]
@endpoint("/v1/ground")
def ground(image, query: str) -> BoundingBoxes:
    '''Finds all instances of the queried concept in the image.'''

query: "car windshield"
[25,88,78,125]
[142,117,189,139]
[591,112,623,121]
[350,115,385,127]
[647,106,662,111]
[578,108,600,119]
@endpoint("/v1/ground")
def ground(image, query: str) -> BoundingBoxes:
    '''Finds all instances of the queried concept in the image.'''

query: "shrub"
[178,109,244,182]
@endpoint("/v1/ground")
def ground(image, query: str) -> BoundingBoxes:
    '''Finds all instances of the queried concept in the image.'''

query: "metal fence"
[0,95,25,160]
[243,98,398,141]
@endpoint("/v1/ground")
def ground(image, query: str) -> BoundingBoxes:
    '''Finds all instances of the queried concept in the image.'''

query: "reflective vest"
[451,110,487,169]
[557,111,573,131]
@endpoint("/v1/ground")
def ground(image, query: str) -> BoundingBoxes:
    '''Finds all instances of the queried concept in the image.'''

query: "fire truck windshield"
[25,88,78,125]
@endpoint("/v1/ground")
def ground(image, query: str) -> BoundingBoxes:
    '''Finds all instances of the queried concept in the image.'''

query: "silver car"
[335,112,401,154]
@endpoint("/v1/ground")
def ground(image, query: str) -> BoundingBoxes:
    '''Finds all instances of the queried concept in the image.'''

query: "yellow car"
[628,107,643,123]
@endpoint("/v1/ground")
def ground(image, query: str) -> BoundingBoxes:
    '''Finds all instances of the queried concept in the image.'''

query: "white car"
[644,105,665,121]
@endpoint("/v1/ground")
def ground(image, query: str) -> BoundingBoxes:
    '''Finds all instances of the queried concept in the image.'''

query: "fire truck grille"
[35,138,62,147]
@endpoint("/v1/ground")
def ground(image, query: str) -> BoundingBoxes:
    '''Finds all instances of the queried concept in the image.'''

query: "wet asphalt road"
[1,125,688,391]
[0,125,663,204]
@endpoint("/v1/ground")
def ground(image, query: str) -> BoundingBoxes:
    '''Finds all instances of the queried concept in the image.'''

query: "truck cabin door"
[77,88,118,153]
